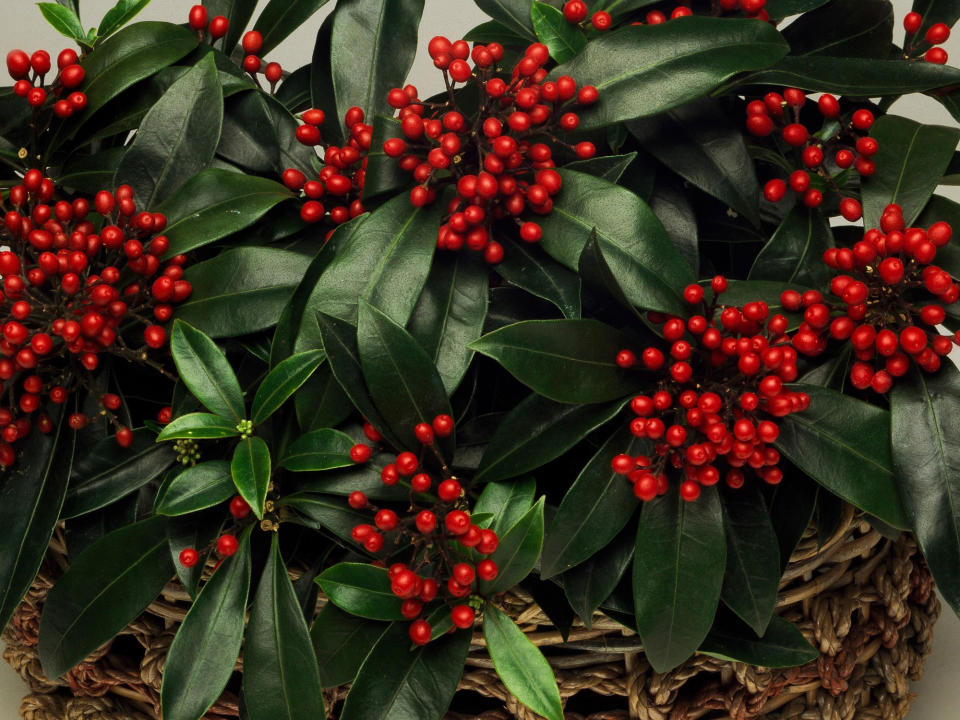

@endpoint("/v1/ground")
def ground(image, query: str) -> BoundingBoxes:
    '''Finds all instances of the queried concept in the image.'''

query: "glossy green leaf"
[479,498,545,595]
[308,11,344,146]
[539,169,693,316]
[280,428,355,472]
[563,152,637,183]
[63,429,175,519]
[114,53,223,210]
[477,394,625,483]
[474,0,536,38]
[862,114,960,229]
[357,300,454,453]
[649,182,699,274]
[474,478,536,536]
[409,253,489,395]
[157,169,293,256]
[891,364,960,616]
[244,535,324,720]
[719,485,780,636]
[470,319,638,404]
[311,604,389,688]
[98,0,153,38]
[38,3,85,40]
[254,0,332,55]
[232,437,271,520]
[362,115,410,201]
[274,63,312,112]
[0,410,75,631]
[781,0,893,58]
[577,231,643,320]
[777,384,908,529]
[156,461,235,516]
[550,19,788,129]
[161,529,251,720]
[541,425,644,579]
[341,622,470,720]
[317,563,404,621]
[170,320,244,420]
[311,192,441,327]
[283,493,370,546]
[56,148,127,193]
[177,247,309,338]
[496,240,581,319]
[294,366,354,433]
[531,1,585,63]
[563,528,634,627]
[633,485,726,673]
[749,206,834,289]
[330,0,425,123]
[203,0,258,53]
[701,614,818,668]
[38,517,172,679]
[251,350,325,425]
[483,604,563,720]
[156,412,240,441]
[627,97,761,227]
[218,90,315,176]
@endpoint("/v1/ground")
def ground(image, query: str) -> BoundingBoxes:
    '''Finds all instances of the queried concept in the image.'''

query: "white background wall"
[0,0,957,717]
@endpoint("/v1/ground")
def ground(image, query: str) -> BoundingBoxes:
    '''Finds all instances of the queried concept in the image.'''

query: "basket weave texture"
[2,506,941,720]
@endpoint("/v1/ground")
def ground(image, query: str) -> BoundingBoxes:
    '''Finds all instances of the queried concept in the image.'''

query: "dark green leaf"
[63,429,175,519]
[341,622,470,720]
[916,194,960,278]
[56,148,127,193]
[295,365,354,433]
[115,53,223,209]
[177,247,309,338]
[496,240,581,320]
[161,529,252,720]
[633,485,725,673]
[649,181,699,275]
[719,485,780,636]
[274,63,312,112]
[776,384,908,529]
[244,535,324,720]
[749,206,834,289]
[170,320,244,420]
[38,517,172,679]
[764,0,831,18]
[577,231,644,320]
[98,0,153,38]
[317,563,404,621]
[483,604,563,720]
[474,478,536,536]
[157,169,293,256]
[701,613,818,668]
[362,115,410,201]
[470,319,638,403]
[540,169,693,316]
[357,300,454,452]
[0,409,75,630]
[781,0,893,58]
[409,253,489,395]
[254,0,332,55]
[252,350,325,425]
[38,3,85,40]
[217,90,315,176]
[474,0,537,38]
[891,364,960,616]
[628,97,761,227]
[310,603,388,688]
[910,0,960,38]
[280,428,355,472]
[232,437,271,519]
[311,193,441,327]
[282,493,369,546]
[477,394,625,483]
[550,19,788,129]
[330,0,425,122]
[203,0,258,53]
[309,12,343,146]
[563,152,637,183]
[862,114,960,228]
[563,527,634,627]
[156,461,235,516]
[156,412,240,441]
[767,470,818,573]
[479,498,545,595]
[166,508,218,598]
[531,1,585,63]
[541,425,643,578]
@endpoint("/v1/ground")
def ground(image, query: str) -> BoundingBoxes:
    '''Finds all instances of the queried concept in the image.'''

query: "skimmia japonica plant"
[2,0,960,719]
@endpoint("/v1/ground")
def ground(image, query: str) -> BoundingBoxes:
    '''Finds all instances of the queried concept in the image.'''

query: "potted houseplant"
[1,0,958,718]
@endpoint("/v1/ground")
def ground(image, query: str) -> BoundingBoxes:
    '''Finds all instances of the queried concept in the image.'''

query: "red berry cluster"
[346,415,500,645]
[748,88,876,218]
[787,205,958,393]
[904,13,951,64]
[178,495,252,569]
[6,48,86,118]
[0,176,190,465]
[280,107,369,228]
[563,0,767,27]
[188,5,230,45]
[613,277,810,501]
[238,30,283,88]
[561,1,613,29]
[383,38,598,264]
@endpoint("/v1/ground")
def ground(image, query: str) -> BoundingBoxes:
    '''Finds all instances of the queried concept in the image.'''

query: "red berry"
[414,422,435,445]
[904,12,922,34]
[438,479,461,501]
[179,548,200,567]
[115,427,133,448]
[229,496,251,518]
[409,619,431,645]
[445,510,470,535]
[563,0,588,23]
[591,10,612,30]
[432,414,454,437]
[242,30,263,54]
[217,534,239,556]
[416,510,436,534]
[451,605,475,629]
[209,16,229,40]
[350,443,372,463]
[396,451,418,475]
[926,23,951,45]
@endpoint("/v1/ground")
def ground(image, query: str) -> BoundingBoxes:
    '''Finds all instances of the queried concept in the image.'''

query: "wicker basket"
[2,505,941,720]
